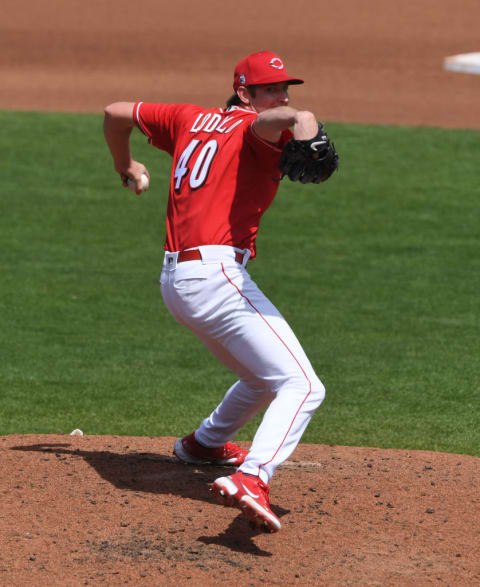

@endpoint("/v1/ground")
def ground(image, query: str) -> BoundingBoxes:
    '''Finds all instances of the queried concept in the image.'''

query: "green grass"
[1,110,479,457]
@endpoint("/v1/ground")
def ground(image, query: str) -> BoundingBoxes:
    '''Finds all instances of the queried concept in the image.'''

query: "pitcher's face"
[248,83,290,113]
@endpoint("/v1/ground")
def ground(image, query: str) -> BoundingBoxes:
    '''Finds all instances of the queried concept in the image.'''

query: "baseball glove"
[279,124,339,184]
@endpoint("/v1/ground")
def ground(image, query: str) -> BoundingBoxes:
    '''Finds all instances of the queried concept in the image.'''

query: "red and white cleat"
[210,471,281,533]
[173,432,248,466]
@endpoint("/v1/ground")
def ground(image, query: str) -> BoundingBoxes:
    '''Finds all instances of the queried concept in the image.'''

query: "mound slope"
[1,434,479,585]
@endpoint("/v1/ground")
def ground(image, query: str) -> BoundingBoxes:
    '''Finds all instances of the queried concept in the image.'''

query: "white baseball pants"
[160,245,325,483]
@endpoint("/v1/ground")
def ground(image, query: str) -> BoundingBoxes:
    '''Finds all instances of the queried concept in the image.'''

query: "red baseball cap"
[233,51,304,91]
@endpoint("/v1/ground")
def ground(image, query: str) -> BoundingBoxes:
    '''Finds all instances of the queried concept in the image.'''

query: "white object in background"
[70,429,84,436]
[444,52,480,75]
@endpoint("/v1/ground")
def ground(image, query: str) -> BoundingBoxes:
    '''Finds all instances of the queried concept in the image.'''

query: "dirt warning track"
[2,0,480,128]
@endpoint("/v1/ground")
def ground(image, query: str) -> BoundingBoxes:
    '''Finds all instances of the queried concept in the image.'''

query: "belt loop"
[242,248,251,267]
[165,252,178,270]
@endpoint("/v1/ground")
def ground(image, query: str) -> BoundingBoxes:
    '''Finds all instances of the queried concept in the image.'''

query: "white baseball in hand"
[127,173,149,193]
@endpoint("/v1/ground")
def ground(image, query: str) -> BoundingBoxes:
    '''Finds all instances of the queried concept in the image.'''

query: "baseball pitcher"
[103,50,339,533]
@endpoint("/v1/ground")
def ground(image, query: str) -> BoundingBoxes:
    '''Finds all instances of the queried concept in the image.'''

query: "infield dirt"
[1,0,480,585]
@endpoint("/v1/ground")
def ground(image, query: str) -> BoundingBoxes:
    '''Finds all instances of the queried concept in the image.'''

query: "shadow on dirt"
[10,442,289,556]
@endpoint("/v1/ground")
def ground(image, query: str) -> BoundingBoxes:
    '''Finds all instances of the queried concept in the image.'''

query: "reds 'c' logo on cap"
[269,57,284,70]
[233,51,303,90]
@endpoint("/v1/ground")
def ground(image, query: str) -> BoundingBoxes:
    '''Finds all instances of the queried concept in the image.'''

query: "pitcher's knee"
[275,373,325,409]
[310,377,326,408]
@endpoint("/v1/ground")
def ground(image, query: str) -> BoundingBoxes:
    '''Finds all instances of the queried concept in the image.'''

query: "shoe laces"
[239,472,269,497]
[256,478,269,496]
[223,442,245,456]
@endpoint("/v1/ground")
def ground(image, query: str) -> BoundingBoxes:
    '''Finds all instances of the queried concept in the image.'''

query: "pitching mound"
[1,434,479,585]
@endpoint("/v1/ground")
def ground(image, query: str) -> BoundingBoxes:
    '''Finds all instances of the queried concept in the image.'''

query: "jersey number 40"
[174,139,218,192]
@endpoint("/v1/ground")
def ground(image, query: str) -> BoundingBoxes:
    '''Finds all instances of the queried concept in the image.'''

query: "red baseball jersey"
[134,102,292,259]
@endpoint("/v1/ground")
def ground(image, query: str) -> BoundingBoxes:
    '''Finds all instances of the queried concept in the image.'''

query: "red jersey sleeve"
[133,102,198,156]
[244,122,293,166]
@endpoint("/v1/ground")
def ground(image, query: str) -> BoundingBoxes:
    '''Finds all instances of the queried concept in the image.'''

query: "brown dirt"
[2,0,480,585]
[2,0,480,128]
[2,435,479,586]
